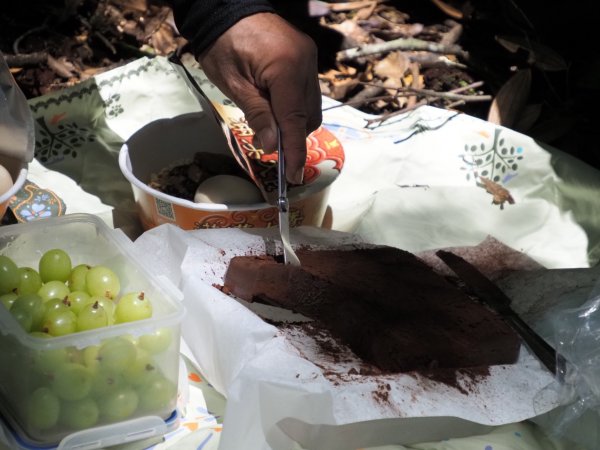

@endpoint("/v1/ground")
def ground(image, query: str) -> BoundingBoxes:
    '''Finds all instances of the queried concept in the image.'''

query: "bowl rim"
[119,144,331,212]
[0,163,28,204]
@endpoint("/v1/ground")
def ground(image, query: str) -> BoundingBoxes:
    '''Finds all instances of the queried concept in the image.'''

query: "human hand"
[198,12,322,185]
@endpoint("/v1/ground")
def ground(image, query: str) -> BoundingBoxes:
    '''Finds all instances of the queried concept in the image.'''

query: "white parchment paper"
[132,224,560,450]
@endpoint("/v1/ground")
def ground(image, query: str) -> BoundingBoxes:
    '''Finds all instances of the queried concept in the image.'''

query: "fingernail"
[290,166,304,185]
[256,127,277,154]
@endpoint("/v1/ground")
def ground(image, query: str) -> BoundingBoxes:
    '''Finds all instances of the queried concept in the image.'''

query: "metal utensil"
[436,249,564,374]
[277,129,301,266]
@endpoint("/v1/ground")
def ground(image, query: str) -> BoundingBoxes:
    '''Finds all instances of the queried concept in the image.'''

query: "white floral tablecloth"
[2,55,598,450]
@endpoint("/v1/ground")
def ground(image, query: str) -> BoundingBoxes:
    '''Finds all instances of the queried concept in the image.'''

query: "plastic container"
[0,214,185,447]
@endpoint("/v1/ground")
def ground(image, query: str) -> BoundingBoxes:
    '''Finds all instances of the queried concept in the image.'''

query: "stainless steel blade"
[436,250,562,374]
[277,129,300,266]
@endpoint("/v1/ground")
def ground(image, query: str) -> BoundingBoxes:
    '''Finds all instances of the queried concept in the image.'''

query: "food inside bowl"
[148,151,259,203]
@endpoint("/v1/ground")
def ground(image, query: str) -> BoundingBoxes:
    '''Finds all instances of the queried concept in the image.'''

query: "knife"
[277,129,301,266]
[435,250,563,374]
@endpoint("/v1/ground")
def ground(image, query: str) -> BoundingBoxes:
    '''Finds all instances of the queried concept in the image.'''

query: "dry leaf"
[383,78,407,107]
[373,51,410,80]
[487,69,531,129]
[327,19,371,45]
[319,79,332,96]
[479,177,515,209]
[429,0,464,19]
[47,55,78,79]
[495,35,568,71]
[335,63,357,76]
[148,23,178,55]
[513,103,542,132]
[330,78,360,100]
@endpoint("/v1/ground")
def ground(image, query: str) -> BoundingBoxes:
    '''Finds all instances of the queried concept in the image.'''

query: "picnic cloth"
[2,55,599,449]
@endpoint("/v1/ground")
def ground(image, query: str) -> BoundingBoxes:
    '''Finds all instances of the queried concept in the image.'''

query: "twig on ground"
[323,81,489,111]
[4,51,49,67]
[440,20,463,46]
[429,0,464,20]
[309,0,381,17]
[364,81,488,127]
[337,37,468,61]
[406,53,467,69]
[346,83,386,107]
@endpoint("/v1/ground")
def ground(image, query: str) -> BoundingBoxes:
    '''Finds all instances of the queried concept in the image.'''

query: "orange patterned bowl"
[118,111,344,231]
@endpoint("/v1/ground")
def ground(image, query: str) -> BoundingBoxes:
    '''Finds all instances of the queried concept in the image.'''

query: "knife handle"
[504,313,563,374]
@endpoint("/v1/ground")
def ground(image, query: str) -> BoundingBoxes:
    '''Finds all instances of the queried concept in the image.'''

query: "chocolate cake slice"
[223,246,521,373]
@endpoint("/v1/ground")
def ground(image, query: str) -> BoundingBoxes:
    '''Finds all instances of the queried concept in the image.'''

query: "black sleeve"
[168,0,276,56]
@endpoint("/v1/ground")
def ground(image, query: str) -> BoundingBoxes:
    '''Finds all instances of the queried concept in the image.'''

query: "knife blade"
[435,250,562,374]
[277,129,300,266]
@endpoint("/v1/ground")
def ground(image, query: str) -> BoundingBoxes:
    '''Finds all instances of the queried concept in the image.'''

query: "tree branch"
[336,37,468,61]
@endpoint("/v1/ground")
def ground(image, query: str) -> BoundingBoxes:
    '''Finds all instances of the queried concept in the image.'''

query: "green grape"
[138,328,173,354]
[32,347,69,375]
[82,345,100,371]
[98,387,138,421]
[89,296,116,325]
[137,375,177,412]
[39,249,72,283]
[0,254,19,294]
[44,298,71,317]
[12,293,45,331]
[29,331,52,338]
[60,397,99,430]
[51,363,93,401]
[10,305,33,332]
[38,280,70,303]
[67,347,84,364]
[115,291,152,323]
[67,264,91,292]
[25,387,60,430]
[16,267,43,295]
[67,290,92,315]
[91,370,126,397]
[0,291,17,309]
[123,349,158,387]
[97,337,137,373]
[42,309,77,336]
[86,266,120,300]
[77,301,108,331]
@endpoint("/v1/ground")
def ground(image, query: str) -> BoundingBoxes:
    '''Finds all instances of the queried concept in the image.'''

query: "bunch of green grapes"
[0,250,177,435]
[22,332,176,434]
[0,249,153,335]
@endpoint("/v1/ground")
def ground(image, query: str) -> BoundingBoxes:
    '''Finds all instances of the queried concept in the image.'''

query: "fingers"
[198,12,323,185]
[242,85,309,185]
[233,90,278,154]
[238,68,320,185]
[268,57,321,184]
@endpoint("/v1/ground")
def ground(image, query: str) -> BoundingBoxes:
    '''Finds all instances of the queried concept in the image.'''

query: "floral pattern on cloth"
[8,180,66,222]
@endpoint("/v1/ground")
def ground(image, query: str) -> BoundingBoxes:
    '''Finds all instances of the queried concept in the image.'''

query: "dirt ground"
[1,0,599,170]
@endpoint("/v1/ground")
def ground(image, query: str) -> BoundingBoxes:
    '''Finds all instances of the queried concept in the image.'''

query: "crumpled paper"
[132,224,560,450]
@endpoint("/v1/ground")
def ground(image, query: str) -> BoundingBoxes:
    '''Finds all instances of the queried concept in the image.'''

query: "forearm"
[168,0,275,56]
